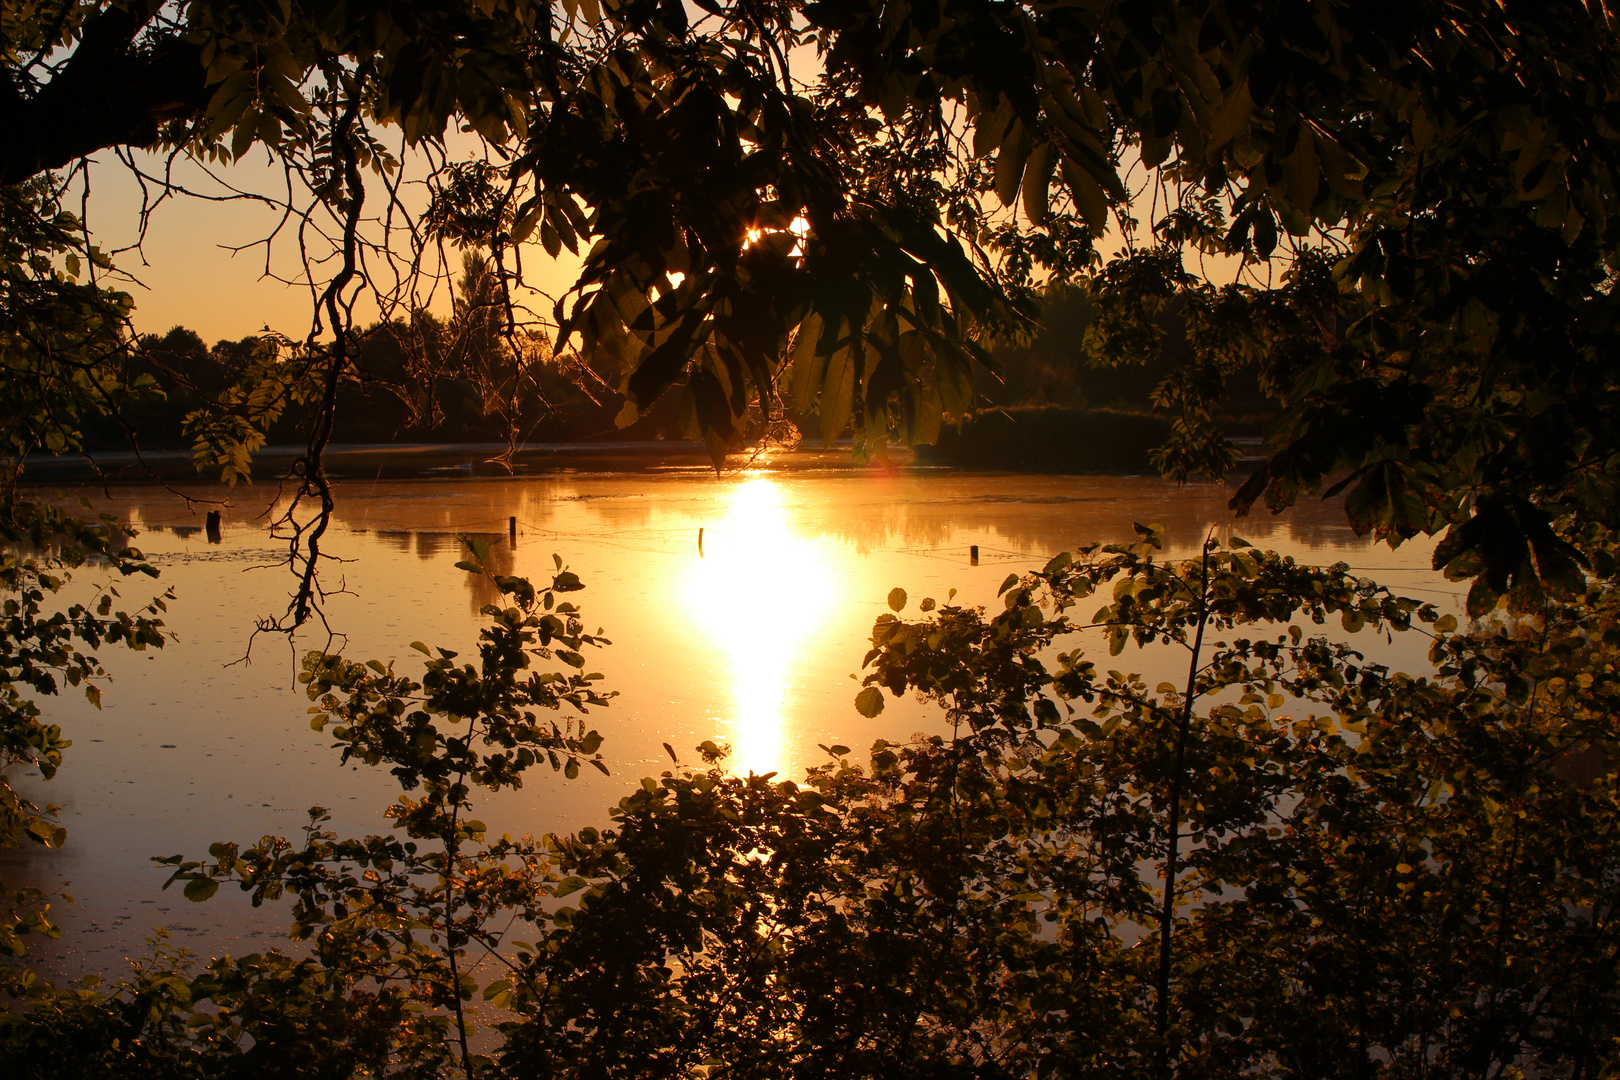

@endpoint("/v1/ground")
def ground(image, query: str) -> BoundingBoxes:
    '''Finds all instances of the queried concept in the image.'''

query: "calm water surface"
[3,465,1456,977]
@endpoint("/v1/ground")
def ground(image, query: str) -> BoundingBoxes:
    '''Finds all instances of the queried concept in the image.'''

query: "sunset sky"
[87,145,585,345]
[85,134,1245,349]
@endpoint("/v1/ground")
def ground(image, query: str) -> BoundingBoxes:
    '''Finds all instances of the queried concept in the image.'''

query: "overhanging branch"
[0,2,209,186]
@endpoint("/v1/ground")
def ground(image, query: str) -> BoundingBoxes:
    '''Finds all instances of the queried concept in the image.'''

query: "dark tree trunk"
[0,2,210,186]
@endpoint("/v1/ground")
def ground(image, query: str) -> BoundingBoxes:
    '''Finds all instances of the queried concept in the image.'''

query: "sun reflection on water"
[682,476,834,777]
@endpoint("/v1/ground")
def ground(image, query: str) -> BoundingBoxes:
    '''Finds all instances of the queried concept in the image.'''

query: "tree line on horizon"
[104,279,1235,458]
[103,255,637,452]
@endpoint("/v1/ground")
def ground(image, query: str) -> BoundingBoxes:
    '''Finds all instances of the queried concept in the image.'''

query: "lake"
[2,457,1457,979]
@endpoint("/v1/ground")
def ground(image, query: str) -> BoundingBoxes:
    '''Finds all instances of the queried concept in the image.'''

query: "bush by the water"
[916,406,1170,472]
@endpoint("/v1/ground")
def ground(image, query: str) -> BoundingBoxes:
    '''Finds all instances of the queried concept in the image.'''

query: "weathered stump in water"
[205,510,222,543]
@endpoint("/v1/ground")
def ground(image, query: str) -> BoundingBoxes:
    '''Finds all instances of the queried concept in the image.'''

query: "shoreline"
[21,439,1238,486]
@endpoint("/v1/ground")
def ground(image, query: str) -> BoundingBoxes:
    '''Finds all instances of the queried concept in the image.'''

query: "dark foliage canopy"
[5,0,1620,598]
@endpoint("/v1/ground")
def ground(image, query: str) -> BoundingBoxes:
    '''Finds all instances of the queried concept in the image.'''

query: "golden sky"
[83,122,1252,347]
[87,145,584,345]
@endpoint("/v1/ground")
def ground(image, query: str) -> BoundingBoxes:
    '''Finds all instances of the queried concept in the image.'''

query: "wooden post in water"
[698,527,705,557]
[509,516,517,544]
[205,510,222,544]
[970,544,979,565]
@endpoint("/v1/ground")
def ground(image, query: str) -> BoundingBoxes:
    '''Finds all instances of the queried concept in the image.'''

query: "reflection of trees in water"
[308,482,670,542]
[368,530,465,561]
[371,531,416,558]
[1265,516,1367,553]
[363,529,517,612]
[460,535,517,612]
[416,533,449,560]
[783,480,1366,561]
[360,529,517,610]
[561,496,657,532]
[327,479,1376,593]
[64,476,1379,598]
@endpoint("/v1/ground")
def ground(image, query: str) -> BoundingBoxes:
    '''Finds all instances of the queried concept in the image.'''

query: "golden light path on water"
[681,476,836,777]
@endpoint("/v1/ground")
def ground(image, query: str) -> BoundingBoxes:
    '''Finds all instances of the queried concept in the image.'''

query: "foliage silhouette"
[4,1,1620,1075]
[7,530,1616,1077]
